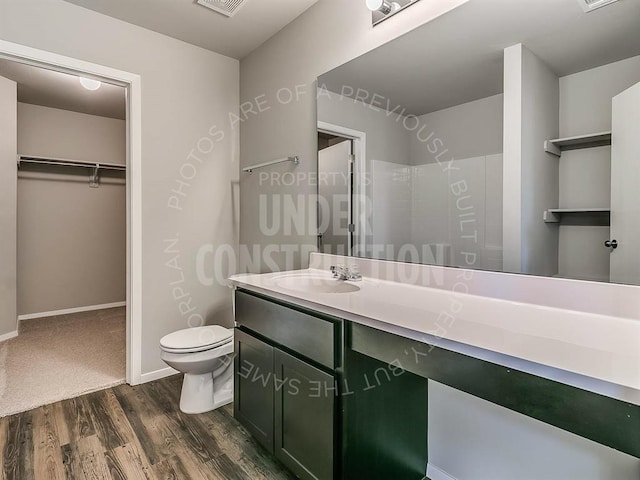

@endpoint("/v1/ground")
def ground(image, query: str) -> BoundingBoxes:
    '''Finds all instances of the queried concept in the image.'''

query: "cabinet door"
[274,350,335,480]
[234,329,275,452]
[611,81,640,284]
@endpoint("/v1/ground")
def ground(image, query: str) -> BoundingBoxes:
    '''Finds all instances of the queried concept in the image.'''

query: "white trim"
[17,302,126,321]
[0,39,143,386]
[317,121,368,256]
[127,58,143,386]
[318,121,366,144]
[0,331,18,343]
[427,464,458,480]
[140,367,180,384]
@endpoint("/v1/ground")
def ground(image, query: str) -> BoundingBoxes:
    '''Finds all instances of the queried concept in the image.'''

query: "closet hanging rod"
[242,156,299,174]
[17,155,127,171]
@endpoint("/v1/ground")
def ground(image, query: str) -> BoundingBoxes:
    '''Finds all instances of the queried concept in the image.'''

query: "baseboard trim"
[139,367,179,384]
[18,301,126,321]
[0,330,18,343]
[427,464,457,480]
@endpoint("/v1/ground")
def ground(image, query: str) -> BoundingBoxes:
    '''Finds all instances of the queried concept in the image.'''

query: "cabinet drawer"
[235,290,337,369]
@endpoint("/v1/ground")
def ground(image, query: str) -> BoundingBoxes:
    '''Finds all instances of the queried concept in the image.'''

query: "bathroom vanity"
[233,289,342,479]
[233,287,429,480]
[231,1,640,478]
[230,253,640,480]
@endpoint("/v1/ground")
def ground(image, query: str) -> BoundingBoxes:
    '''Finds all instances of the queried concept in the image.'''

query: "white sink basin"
[272,274,361,294]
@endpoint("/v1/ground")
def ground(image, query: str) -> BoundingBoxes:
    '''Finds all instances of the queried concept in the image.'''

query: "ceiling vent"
[577,0,620,12]
[196,0,248,17]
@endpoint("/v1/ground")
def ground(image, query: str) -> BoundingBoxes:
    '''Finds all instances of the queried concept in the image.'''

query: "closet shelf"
[17,154,126,188]
[17,155,126,171]
[544,131,612,157]
[543,208,610,224]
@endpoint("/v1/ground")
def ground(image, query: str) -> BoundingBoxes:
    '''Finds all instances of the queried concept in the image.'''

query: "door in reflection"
[318,135,353,255]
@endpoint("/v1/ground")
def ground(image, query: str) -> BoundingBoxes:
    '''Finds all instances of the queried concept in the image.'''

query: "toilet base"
[179,371,233,414]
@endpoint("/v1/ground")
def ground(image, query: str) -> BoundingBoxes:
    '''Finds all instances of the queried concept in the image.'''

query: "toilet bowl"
[160,325,234,414]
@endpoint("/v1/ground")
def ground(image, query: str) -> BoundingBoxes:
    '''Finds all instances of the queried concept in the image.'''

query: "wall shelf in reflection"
[543,208,611,225]
[544,131,612,157]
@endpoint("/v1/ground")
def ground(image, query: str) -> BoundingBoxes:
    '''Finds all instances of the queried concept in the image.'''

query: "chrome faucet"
[330,265,362,281]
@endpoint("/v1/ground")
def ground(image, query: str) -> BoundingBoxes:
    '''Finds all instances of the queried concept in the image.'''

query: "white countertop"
[230,264,640,405]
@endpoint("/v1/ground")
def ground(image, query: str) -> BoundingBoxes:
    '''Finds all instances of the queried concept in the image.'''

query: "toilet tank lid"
[160,325,233,350]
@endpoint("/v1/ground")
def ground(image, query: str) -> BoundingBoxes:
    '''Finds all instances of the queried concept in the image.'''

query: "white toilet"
[160,325,234,414]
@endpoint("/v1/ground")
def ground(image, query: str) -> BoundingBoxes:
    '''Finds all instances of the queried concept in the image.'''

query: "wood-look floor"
[0,375,297,480]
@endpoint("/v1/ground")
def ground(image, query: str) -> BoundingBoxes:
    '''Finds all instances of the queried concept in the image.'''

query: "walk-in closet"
[0,58,127,416]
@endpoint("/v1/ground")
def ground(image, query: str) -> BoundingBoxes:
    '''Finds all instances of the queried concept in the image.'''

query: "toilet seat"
[160,325,233,354]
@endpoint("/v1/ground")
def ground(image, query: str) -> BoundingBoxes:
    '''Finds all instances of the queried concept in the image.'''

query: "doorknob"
[604,239,618,250]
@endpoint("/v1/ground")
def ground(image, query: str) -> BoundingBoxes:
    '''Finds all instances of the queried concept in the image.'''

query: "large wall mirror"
[316,0,640,285]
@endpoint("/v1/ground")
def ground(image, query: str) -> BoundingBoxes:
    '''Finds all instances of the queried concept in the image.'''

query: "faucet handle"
[347,264,362,281]
[330,265,345,278]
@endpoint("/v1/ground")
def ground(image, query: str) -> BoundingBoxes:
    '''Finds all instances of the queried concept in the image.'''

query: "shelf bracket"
[89,164,100,188]
[543,140,561,157]
[543,210,560,223]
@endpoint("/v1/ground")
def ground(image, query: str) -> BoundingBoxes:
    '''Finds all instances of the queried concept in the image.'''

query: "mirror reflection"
[317,0,640,285]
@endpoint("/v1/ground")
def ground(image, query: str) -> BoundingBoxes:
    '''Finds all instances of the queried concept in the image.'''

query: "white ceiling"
[0,59,126,119]
[62,0,320,59]
[320,0,640,116]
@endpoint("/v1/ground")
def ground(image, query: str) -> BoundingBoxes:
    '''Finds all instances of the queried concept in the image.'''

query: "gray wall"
[0,75,17,337]
[558,55,640,282]
[503,44,523,273]
[503,44,559,277]
[1,0,239,375]
[559,55,640,137]
[520,45,560,277]
[18,102,125,165]
[318,90,412,167]
[409,93,503,165]
[17,103,126,315]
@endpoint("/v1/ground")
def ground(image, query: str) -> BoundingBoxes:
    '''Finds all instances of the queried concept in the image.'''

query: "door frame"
[0,39,143,385]
[317,121,367,257]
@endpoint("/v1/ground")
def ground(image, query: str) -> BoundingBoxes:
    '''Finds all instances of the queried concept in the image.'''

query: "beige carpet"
[0,307,126,417]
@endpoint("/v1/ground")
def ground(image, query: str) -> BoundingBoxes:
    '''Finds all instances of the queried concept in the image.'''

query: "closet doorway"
[0,42,142,416]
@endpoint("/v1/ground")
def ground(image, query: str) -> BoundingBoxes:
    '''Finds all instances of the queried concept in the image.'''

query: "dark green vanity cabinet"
[234,289,342,480]
[235,287,640,480]
[341,348,428,480]
[234,288,430,480]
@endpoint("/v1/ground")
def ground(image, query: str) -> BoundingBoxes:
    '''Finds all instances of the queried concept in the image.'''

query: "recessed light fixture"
[79,77,101,91]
